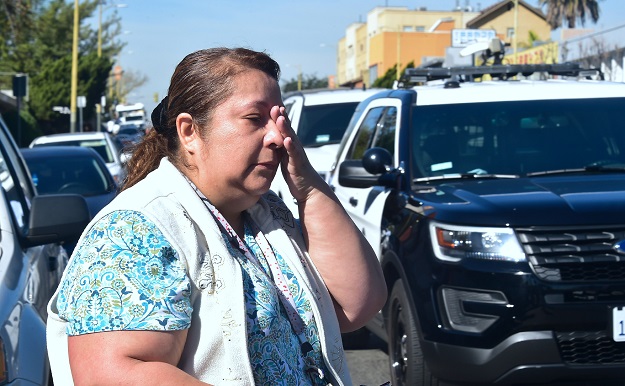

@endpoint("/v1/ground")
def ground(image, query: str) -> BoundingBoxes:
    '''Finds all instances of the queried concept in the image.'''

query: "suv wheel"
[388,280,439,386]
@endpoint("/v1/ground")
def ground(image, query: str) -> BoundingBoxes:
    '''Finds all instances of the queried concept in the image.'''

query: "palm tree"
[538,0,601,29]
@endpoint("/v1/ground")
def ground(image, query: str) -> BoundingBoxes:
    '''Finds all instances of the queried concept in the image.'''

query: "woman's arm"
[271,106,387,332]
[68,329,211,386]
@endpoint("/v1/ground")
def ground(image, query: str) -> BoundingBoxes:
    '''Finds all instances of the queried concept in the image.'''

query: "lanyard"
[207,202,306,337]
[184,179,331,384]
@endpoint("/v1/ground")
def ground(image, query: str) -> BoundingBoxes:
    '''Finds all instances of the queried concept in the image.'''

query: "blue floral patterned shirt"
[57,209,329,385]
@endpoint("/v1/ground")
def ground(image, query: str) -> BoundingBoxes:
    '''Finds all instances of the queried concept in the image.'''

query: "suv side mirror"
[363,147,393,175]
[338,147,394,189]
[25,194,91,247]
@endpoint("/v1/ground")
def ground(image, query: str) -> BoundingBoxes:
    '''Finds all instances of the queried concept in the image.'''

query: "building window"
[403,25,413,32]
[416,26,425,32]
[507,28,515,38]
[369,65,378,85]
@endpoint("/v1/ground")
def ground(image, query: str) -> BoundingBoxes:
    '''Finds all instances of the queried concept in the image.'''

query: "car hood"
[305,144,340,175]
[415,174,625,227]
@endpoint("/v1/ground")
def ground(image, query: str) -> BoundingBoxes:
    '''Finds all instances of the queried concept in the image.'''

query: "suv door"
[333,99,400,258]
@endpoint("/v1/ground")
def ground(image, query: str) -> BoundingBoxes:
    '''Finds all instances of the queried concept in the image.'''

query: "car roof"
[29,131,110,146]
[392,79,625,106]
[284,87,386,106]
[21,145,104,160]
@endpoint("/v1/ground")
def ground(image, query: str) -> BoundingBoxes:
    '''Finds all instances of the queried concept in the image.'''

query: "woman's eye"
[245,115,262,122]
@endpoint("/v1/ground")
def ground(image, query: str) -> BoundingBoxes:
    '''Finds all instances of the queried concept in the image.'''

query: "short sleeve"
[57,210,192,336]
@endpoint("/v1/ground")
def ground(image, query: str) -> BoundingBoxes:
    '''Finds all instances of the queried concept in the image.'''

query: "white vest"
[47,158,352,385]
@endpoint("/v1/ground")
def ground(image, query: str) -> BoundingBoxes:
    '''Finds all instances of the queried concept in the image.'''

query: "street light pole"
[98,1,127,58]
[513,0,519,64]
[70,0,79,133]
[98,1,103,58]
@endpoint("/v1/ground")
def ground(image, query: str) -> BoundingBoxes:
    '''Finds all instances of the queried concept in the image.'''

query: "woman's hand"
[270,105,327,204]
[269,106,387,332]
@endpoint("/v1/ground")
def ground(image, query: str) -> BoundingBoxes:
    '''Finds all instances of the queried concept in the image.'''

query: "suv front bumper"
[423,330,625,385]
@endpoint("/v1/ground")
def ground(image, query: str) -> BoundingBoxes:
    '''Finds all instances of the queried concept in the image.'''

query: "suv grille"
[516,226,625,282]
[557,331,625,365]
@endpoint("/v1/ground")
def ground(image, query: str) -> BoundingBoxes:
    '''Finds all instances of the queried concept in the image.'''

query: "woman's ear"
[176,113,199,153]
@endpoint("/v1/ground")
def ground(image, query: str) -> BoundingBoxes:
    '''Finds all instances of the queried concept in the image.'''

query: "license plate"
[613,307,625,342]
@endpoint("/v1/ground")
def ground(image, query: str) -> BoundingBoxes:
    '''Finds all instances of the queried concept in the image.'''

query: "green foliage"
[282,74,329,93]
[539,0,601,29]
[0,0,126,134]
[372,61,415,88]
[3,108,43,148]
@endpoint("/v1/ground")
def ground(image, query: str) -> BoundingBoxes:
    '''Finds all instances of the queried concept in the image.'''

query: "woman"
[47,47,386,385]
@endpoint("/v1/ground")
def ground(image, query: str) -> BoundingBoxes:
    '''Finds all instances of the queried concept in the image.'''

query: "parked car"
[114,124,145,153]
[327,62,625,385]
[29,131,126,185]
[0,114,90,385]
[21,146,117,218]
[271,87,383,217]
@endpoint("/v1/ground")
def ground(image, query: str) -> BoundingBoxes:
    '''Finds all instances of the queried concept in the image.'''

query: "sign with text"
[505,41,559,65]
[452,29,496,48]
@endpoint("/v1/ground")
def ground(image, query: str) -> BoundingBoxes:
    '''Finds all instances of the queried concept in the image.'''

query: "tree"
[281,74,328,93]
[112,68,148,105]
[0,0,129,134]
[517,30,541,49]
[539,0,601,29]
[372,61,414,88]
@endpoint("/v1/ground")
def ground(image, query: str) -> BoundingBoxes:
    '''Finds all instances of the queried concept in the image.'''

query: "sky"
[107,0,625,115]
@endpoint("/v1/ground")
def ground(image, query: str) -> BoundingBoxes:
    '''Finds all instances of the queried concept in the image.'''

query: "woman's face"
[194,69,284,208]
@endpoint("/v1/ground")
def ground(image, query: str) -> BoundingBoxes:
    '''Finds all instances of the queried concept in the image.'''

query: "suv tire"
[388,280,439,386]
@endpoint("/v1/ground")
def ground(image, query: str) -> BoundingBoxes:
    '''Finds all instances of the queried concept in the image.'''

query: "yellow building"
[467,0,551,50]
[337,0,551,88]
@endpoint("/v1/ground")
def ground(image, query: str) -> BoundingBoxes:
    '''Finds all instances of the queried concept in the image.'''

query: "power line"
[563,23,625,43]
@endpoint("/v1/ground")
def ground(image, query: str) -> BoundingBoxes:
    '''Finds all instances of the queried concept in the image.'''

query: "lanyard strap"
[207,202,307,336]
[184,178,330,383]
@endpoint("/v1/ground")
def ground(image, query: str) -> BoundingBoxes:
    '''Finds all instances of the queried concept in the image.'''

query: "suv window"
[298,102,359,147]
[347,106,397,160]
[284,100,296,116]
[347,107,385,160]
[371,107,397,157]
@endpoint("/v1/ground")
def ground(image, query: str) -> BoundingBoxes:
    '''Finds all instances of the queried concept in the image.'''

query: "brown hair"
[121,47,281,191]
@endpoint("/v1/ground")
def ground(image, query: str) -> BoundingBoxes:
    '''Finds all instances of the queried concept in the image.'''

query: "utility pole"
[12,74,27,146]
[513,0,519,64]
[70,0,79,133]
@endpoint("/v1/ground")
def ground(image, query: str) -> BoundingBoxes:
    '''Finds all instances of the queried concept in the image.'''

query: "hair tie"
[151,96,169,134]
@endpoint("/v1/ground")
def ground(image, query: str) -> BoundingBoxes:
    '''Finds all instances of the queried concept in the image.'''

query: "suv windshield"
[411,98,625,178]
[298,102,359,147]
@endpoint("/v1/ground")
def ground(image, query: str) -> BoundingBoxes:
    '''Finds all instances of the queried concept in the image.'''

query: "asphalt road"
[344,332,392,386]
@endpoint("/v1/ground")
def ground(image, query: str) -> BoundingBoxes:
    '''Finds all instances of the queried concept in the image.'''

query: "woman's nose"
[264,123,284,149]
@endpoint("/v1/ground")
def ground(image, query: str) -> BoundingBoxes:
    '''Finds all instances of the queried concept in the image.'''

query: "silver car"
[0,114,90,385]
[29,131,127,185]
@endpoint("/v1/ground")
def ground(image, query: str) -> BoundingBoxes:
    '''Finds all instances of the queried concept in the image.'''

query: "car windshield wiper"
[527,164,625,177]
[415,172,519,182]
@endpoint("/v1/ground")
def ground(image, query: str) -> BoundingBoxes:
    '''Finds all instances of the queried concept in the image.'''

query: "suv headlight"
[429,222,525,262]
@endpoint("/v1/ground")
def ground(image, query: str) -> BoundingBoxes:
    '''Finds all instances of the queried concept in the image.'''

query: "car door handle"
[349,197,358,206]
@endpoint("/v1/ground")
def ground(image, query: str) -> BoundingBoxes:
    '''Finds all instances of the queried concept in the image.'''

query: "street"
[345,333,392,386]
